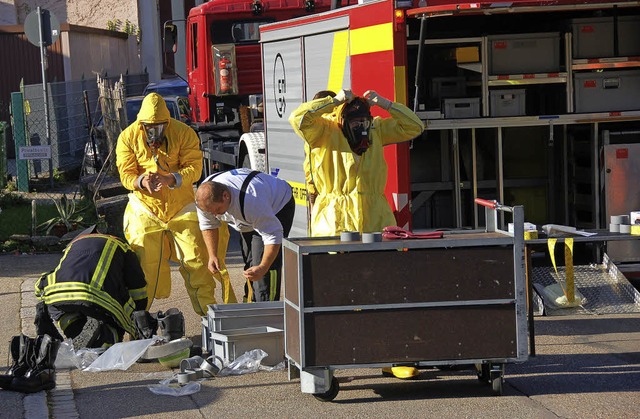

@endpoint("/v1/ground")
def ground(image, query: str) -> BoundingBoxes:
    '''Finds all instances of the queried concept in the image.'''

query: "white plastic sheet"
[84,337,163,372]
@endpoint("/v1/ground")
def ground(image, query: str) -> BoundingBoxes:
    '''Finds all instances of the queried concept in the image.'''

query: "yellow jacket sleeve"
[115,127,143,191]
[289,96,338,147]
[377,102,426,146]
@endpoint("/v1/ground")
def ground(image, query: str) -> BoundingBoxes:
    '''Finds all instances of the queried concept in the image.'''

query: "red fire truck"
[165,0,337,178]
[260,0,640,240]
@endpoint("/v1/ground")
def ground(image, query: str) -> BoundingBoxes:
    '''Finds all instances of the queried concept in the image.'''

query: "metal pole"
[37,6,53,187]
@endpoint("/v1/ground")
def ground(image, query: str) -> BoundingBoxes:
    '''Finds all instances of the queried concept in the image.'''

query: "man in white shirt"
[195,168,295,302]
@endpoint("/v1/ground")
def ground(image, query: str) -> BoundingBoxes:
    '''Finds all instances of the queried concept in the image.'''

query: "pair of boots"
[0,334,60,393]
[132,308,184,342]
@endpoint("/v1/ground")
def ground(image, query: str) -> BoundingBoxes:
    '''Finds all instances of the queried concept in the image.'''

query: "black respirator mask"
[142,122,168,149]
[340,98,373,156]
[342,117,372,155]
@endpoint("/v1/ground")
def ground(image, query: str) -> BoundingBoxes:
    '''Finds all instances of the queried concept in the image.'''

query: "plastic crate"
[488,32,560,75]
[211,326,284,366]
[443,98,480,119]
[490,89,526,116]
[574,70,640,113]
[572,16,640,59]
[202,302,284,352]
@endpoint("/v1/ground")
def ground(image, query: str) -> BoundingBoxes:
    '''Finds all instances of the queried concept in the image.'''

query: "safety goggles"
[348,118,371,134]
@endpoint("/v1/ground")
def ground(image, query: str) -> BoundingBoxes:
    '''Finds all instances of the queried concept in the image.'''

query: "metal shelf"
[572,57,640,71]
[425,110,640,130]
[488,73,568,86]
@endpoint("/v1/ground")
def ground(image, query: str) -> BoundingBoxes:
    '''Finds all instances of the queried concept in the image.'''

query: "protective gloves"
[333,89,354,104]
[364,90,393,110]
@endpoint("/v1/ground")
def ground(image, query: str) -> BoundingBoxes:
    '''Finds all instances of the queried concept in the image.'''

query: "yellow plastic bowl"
[158,347,191,368]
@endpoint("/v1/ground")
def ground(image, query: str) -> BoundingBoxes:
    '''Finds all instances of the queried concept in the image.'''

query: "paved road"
[1,249,639,418]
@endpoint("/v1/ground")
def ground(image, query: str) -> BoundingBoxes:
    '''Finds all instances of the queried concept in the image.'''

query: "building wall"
[62,25,142,81]
[12,0,138,29]
[0,0,18,25]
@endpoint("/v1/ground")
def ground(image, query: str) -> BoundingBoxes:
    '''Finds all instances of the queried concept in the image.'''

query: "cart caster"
[489,364,505,396]
[476,362,491,383]
[312,377,339,402]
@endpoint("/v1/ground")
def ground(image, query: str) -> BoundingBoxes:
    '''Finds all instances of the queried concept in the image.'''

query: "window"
[210,19,273,44]
[191,22,198,70]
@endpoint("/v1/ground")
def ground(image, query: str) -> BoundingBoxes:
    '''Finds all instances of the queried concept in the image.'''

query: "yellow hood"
[137,93,171,124]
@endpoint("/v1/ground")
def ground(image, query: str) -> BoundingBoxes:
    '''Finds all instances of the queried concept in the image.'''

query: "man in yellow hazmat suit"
[116,93,236,316]
[289,89,425,379]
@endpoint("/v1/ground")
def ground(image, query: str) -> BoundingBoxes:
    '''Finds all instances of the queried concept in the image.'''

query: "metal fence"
[7,73,148,189]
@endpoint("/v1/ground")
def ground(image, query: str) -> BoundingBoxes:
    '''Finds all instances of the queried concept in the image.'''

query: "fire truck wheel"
[239,132,266,172]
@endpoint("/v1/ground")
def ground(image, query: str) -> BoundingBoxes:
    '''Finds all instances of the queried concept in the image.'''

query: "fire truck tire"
[239,132,266,172]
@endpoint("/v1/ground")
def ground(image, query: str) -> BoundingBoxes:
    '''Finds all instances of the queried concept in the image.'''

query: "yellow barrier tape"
[288,181,308,207]
[546,238,575,303]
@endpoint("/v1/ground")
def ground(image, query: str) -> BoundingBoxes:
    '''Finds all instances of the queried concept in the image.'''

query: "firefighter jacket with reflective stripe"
[35,234,148,337]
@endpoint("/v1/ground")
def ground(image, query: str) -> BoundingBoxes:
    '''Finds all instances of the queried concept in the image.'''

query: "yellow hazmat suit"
[289,96,425,236]
[116,93,236,316]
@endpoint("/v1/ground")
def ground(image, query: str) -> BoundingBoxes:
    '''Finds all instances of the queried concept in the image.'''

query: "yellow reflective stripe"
[128,286,148,301]
[58,312,82,332]
[92,239,117,289]
[394,66,407,103]
[350,23,393,56]
[327,30,350,93]
[40,284,135,335]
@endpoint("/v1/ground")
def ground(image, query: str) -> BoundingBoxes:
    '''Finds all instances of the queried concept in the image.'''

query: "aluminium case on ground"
[282,211,529,371]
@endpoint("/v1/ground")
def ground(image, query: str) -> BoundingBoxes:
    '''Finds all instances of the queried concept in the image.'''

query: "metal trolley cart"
[282,200,528,401]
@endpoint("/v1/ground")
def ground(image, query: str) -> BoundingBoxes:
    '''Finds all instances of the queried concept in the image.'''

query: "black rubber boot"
[10,334,60,394]
[132,310,158,339]
[0,335,33,390]
[156,308,185,341]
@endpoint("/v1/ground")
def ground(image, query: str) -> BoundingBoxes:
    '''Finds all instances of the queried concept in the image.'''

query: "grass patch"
[0,204,60,239]
[1,192,102,253]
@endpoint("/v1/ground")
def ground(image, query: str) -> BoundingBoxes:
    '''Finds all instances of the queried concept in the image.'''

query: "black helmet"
[340,97,372,155]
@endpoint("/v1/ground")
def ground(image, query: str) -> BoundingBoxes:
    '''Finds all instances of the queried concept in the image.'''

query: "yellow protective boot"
[382,366,419,379]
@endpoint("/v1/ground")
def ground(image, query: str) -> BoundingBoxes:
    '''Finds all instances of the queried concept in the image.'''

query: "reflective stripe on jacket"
[35,234,147,336]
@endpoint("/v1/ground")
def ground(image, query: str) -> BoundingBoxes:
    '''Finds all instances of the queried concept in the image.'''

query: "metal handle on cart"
[474,198,513,213]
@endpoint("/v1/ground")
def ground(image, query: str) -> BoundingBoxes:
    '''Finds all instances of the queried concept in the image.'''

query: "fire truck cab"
[173,0,336,178]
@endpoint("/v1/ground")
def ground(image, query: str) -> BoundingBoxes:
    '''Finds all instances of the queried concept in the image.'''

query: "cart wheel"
[489,364,504,396]
[491,375,503,395]
[476,363,491,383]
[313,377,339,402]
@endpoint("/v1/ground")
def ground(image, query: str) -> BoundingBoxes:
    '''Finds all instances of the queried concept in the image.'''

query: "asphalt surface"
[1,241,640,418]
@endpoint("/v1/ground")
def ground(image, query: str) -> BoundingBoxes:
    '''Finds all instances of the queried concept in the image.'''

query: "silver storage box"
[488,32,561,75]
[431,77,467,100]
[211,326,284,367]
[574,70,640,113]
[572,16,640,58]
[490,89,526,117]
[443,98,480,119]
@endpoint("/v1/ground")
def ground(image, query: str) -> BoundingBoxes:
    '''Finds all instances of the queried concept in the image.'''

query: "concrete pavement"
[1,249,640,418]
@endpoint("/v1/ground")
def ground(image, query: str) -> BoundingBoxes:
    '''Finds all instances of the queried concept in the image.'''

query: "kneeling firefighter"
[0,227,150,393]
[34,226,150,349]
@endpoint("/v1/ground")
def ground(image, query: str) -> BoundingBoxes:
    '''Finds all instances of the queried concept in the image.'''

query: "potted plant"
[37,195,87,237]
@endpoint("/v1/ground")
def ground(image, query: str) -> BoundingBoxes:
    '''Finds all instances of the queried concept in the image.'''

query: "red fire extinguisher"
[219,55,232,94]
